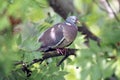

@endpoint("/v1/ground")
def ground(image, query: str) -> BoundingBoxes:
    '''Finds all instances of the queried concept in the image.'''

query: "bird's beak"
[77,20,80,24]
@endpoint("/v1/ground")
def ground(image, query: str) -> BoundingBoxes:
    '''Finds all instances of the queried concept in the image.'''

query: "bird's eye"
[72,18,75,21]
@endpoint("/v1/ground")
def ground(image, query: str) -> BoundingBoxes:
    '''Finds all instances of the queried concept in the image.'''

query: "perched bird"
[38,16,80,53]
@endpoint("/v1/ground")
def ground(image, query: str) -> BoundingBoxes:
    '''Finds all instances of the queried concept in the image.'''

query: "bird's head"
[66,16,80,25]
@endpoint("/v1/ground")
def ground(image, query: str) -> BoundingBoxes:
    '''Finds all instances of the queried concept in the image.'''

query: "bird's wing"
[38,23,65,51]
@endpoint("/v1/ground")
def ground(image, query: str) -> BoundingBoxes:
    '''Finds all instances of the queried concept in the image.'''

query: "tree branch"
[15,48,77,77]
[118,0,120,12]
[78,23,101,45]
[106,0,120,22]
[15,48,77,67]
[93,0,108,12]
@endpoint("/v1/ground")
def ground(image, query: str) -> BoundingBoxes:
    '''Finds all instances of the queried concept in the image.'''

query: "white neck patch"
[65,22,71,26]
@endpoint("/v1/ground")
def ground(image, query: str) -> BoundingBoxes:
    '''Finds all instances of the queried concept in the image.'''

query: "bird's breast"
[63,25,78,43]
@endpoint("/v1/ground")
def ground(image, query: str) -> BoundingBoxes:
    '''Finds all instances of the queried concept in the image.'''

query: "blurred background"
[0,0,120,80]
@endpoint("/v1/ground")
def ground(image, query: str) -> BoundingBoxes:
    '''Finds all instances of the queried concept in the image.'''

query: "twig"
[106,0,120,22]
[93,0,108,12]
[57,55,69,66]
[118,0,120,12]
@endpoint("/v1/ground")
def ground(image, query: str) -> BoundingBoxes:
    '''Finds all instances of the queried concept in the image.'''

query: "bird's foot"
[56,48,67,55]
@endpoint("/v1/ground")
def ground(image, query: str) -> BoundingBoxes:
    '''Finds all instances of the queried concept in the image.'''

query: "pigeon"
[38,16,80,53]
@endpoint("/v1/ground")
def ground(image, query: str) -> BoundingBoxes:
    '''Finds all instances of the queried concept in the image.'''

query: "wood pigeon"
[38,16,79,53]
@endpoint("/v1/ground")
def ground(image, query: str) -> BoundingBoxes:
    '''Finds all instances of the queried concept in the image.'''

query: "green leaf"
[0,16,10,30]
[89,39,101,53]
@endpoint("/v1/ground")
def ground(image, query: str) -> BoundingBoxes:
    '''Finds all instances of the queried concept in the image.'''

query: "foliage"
[0,0,120,80]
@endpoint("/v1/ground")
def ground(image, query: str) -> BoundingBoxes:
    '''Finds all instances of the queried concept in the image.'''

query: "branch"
[78,23,101,46]
[118,0,120,12]
[48,0,79,19]
[15,48,77,77]
[93,0,108,12]
[106,0,120,22]
[15,48,77,67]
[31,48,77,66]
